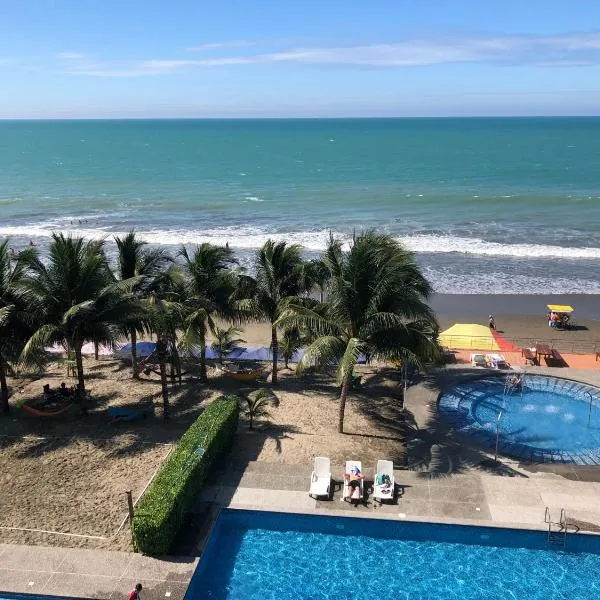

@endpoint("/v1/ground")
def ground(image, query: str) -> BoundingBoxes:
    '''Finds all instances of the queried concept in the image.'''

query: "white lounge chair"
[471,353,487,367]
[342,460,364,505]
[486,354,509,369]
[373,459,395,503]
[309,456,331,499]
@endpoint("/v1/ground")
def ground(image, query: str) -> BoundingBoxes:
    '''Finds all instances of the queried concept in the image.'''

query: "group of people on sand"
[43,382,76,398]
[547,311,570,329]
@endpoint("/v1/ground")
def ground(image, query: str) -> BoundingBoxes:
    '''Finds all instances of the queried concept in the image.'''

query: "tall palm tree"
[21,234,142,404]
[306,258,330,302]
[179,244,239,381]
[278,231,439,433]
[114,231,169,378]
[241,240,309,384]
[0,241,38,413]
[146,293,182,420]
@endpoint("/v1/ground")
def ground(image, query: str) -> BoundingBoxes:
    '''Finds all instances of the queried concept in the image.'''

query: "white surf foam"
[399,234,600,260]
[2,224,600,261]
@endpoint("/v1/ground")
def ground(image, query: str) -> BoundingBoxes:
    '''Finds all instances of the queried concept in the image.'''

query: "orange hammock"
[21,401,71,417]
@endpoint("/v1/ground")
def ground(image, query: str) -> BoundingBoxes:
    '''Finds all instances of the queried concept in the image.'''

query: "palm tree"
[280,326,302,370]
[146,293,182,420]
[278,231,439,433]
[0,242,38,413]
[238,388,279,430]
[211,326,245,365]
[21,234,142,405]
[306,258,330,302]
[241,240,309,384]
[114,231,169,378]
[179,244,239,381]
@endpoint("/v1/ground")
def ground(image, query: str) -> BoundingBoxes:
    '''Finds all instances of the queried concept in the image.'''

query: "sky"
[2,0,600,118]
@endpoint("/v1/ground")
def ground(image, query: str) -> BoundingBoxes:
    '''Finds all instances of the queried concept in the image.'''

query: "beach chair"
[471,353,487,367]
[373,459,395,503]
[308,456,331,499]
[342,460,364,505]
[486,354,509,369]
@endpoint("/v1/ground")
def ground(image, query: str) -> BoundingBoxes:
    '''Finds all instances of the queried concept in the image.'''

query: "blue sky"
[2,0,600,117]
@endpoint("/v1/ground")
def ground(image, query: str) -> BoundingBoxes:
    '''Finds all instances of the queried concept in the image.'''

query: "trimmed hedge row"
[132,395,239,555]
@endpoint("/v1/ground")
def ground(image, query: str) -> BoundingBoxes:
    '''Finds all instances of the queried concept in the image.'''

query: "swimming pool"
[438,374,600,464]
[185,509,600,600]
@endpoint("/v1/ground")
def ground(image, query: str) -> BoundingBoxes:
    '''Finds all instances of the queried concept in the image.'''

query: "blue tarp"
[118,341,157,357]
[119,342,367,364]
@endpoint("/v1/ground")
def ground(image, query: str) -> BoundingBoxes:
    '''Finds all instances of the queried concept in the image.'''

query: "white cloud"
[62,30,600,77]
[186,40,256,52]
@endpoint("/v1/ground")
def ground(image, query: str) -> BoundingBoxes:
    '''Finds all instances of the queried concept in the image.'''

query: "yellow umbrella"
[547,304,573,313]
[438,323,501,351]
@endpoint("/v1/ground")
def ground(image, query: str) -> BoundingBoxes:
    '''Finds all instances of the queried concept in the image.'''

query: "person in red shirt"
[128,583,142,600]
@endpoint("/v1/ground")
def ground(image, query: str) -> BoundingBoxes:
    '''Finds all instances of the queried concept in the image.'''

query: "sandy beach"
[214,294,600,353]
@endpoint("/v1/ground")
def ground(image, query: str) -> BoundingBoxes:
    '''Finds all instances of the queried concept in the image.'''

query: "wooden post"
[126,490,135,535]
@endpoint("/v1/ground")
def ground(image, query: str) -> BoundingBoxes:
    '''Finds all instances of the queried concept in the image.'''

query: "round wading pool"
[438,374,600,464]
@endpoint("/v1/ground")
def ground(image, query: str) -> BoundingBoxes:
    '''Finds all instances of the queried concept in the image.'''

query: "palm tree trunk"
[75,344,85,391]
[94,341,99,361]
[199,329,207,381]
[159,360,169,420]
[249,412,254,430]
[0,354,9,414]
[131,328,139,379]
[271,326,278,384]
[338,375,351,433]
[157,338,169,420]
[74,343,88,415]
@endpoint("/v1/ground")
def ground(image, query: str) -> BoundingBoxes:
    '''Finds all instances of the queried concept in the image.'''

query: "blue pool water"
[438,375,600,464]
[186,509,600,600]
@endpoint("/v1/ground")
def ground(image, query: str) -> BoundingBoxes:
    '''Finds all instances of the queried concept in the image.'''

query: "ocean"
[1,117,599,294]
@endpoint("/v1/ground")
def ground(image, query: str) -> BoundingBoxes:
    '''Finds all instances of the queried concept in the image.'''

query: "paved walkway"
[0,545,198,600]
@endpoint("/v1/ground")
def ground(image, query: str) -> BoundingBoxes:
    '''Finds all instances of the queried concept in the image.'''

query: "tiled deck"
[197,460,600,533]
[0,545,198,600]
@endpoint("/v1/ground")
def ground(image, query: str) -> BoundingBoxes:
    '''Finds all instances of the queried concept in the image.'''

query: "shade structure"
[438,324,501,351]
[547,304,574,313]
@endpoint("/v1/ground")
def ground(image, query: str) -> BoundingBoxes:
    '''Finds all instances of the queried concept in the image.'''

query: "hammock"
[21,401,71,417]
[225,368,265,382]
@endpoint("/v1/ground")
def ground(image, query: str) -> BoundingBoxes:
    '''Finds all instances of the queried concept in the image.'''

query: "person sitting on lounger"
[59,382,72,397]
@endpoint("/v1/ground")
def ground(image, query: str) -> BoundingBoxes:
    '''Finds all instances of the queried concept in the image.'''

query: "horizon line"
[2,114,600,122]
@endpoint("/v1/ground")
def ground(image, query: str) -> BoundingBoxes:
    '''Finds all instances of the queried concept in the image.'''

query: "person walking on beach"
[128,583,142,600]
[488,315,496,330]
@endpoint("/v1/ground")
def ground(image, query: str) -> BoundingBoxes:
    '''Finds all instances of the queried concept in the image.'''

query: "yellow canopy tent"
[438,323,501,351]
[547,304,573,313]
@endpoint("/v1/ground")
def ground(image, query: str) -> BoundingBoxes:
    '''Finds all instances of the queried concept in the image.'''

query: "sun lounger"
[486,354,509,369]
[522,348,537,366]
[373,459,395,503]
[471,353,487,367]
[342,460,364,505]
[309,456,331,499]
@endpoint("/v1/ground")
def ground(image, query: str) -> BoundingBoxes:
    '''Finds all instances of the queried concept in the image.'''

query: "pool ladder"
[545,507,568,549]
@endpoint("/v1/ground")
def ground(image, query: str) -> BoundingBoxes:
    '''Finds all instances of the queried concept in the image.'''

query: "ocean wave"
[1,224,600,260]
[398,234,600,259]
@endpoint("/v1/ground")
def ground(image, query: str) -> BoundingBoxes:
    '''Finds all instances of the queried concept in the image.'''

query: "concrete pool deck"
[2,365,600,599]
[0,544,198,599]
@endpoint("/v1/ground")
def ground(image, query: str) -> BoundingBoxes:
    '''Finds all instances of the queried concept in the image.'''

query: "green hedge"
[132,395,239,555]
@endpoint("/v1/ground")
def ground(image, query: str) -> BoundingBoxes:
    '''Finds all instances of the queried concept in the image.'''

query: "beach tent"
[439,323,519,352]
[438,324,501,351]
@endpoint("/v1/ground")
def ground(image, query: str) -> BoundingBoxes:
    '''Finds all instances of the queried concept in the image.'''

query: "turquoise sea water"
[187,510,600,600]
[1,117,600,293]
